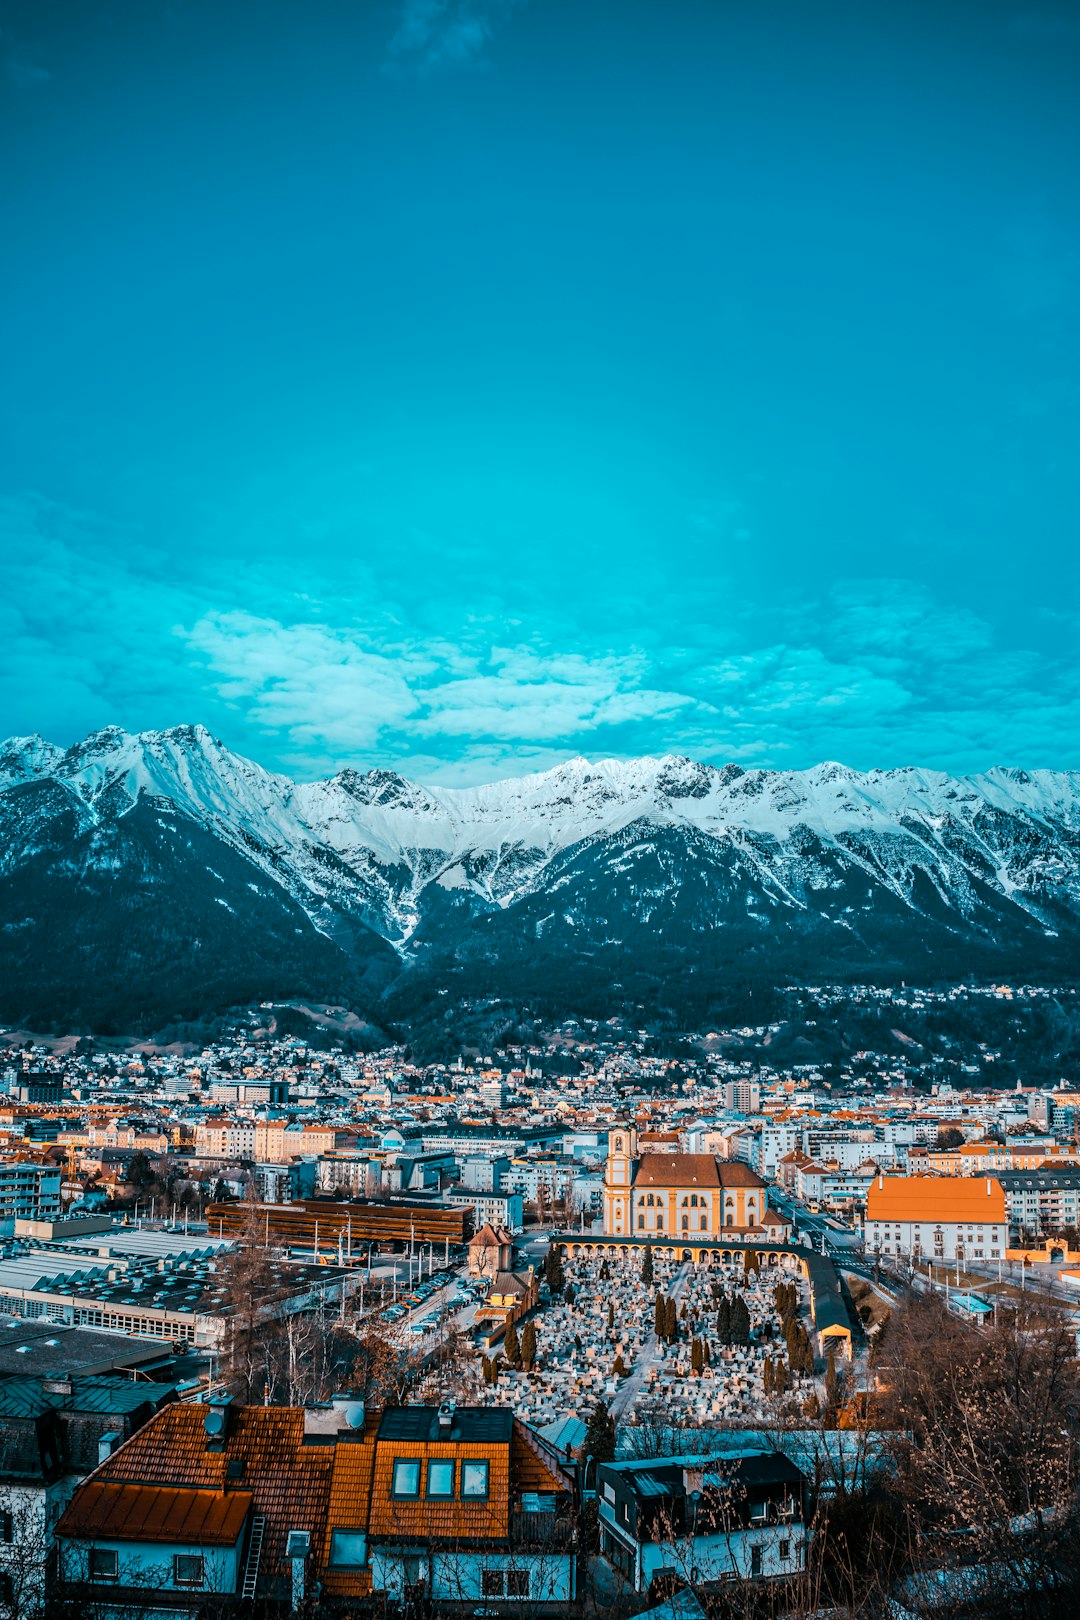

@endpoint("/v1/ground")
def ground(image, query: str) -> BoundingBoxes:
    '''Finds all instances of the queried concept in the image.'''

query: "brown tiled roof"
[717,1162,767,1189]
[81,1404,335,1591]
[56,1482,252,1546]
[632,1154,721,1188]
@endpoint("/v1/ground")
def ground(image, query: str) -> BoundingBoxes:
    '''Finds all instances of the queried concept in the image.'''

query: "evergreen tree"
[774,1359,788,1394]
[703,1340,711,1368]
[691,1338,703,1375]
[521,1320,537,1371]
[664,1296,678,1341]
[481,1354,493,1385]
[642,1243,654,1284]
[607,1300,615,1332]
[504,1318,521,1368]
[744,1247,760,1277]
[574,1333,583,1353]
[583,1398,617,1465]
[613,1353,625,1378]
[716,1293,731,1344]
[764,1356,774,1395]
[543,1244,565,1295]
[654,1294,666,1338]
[731,1294,751,1345]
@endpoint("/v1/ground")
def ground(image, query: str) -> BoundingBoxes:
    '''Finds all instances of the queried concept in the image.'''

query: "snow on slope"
[2,727,1079,944]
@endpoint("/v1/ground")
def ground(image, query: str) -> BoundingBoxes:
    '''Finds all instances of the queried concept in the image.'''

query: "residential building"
[597,1450,809,1592]
[997,1167,1080,1240]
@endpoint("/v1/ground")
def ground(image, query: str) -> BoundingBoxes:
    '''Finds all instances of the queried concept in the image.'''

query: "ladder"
[241,1515,266,1600]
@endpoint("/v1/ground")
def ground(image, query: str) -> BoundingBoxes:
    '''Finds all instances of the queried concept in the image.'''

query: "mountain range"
[2,724,1079,1034]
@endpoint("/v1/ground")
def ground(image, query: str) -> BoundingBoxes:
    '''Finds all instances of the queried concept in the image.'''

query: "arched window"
[700,1215,708,1231]
[638,1214,645,1229]
[681,1215,689,1231]
[646,1193,654,1207]
[690,1194,698,1208]
[656,1213,664,1230]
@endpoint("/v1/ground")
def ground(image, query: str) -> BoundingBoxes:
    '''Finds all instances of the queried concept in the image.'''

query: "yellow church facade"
[603,1126,783,1241]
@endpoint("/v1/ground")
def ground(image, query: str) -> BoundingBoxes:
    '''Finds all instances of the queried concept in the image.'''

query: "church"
[603,1126,788,1243]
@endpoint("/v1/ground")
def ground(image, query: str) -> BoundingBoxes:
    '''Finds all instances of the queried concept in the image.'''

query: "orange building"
[864,1174,1007,1264]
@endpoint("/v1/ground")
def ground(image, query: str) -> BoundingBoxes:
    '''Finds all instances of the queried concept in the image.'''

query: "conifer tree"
[642,1243,654,1284]
[503,1318,520,1368]
[774,1358,788,1394]
[607,1300,615,1332]
[654,1294,666,1338]
[543,1244,565,1295]
[521,1320,537,1372]
[583,1398,617,1465]
[764,1356,774,1395]
[664,1296,678,1341]
[716,1293,731,1344]
[613,1353,625,1378]
[731,1294,751,1345]
[691,1338,703,1375]
[744,1247,760,1277]
[703,1340,711,1368]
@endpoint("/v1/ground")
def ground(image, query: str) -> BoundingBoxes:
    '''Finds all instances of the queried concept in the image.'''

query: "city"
[0,985,1077,1614]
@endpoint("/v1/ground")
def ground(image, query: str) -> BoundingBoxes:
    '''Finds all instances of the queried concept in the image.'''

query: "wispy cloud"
[4,495,1078,785]
[384,0,527,77]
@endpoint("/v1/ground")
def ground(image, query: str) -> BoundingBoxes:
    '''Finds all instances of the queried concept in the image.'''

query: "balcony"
[510,1509,576,1551]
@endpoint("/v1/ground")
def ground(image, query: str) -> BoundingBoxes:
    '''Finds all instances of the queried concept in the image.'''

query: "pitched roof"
[866,1175,1006,1223]
[633,1154,721,1189]
[56,1482,252,1546]
[77,1403,335,1590]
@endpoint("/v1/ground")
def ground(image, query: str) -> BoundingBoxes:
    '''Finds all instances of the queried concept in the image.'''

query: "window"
[329,1530,367,1568]
[507,1569,530,1596]
[173,1554,204,1587]
[700,1215,707,1231]
[427,1459,455,1499]
[392,1458,421,1498]
[750,1545,762,1577]
[482,1570,504,1597]
[89,1548,119,1582]
[779,1539,790,1561]
[0,1512,10,1543]
[462,1460,490,1499]
[637,1214,645,1229]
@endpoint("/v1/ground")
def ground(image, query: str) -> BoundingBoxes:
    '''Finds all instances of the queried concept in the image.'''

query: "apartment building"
[997,1168,1080,1239]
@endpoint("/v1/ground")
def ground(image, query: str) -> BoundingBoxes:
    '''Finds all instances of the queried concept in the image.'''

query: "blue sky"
[1,0,1078,784]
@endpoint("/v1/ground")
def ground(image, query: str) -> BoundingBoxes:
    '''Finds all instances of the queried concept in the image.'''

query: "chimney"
[204,1396,232,1448]
[437,1400,455,1431]
[286,1530,309,1612]
[98,1431,121,1465]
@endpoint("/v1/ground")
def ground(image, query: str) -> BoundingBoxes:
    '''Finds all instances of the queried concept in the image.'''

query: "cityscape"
[3,0,1079,1616]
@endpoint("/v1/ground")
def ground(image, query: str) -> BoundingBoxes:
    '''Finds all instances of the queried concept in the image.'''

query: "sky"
[1,0,1078,785]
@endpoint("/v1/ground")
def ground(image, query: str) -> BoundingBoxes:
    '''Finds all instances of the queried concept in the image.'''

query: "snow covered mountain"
[2,724,1079,1030]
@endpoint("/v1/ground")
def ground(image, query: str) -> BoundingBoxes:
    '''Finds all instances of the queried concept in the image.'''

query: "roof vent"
[437,1400,455,1430]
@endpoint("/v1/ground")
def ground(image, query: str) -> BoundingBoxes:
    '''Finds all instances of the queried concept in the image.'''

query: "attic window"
[329,1529,367,1568]
[226,1460,245,1482]
[462,1461,490,1499]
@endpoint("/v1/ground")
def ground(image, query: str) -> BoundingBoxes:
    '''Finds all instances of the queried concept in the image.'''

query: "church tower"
[603,1124,637,1235]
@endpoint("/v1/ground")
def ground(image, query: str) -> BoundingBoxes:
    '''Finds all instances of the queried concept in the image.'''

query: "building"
[723,1079,761,1114]
[863,1175,1008,1265]
[468,1223,515,1278]
[367,1404,575,1606]
[997,1167,1080,1240]
[597,1449,808,1593]
[602,1127,785,1242]
[53,1400,576,1613]
[476,1267,539,1334]
[0,1162,62,1231]
[447,1189,524,1232]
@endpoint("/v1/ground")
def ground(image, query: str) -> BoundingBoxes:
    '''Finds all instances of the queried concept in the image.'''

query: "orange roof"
[866,1175,1006,1223]
[57,1482,252,1546]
